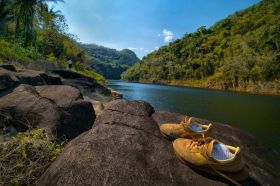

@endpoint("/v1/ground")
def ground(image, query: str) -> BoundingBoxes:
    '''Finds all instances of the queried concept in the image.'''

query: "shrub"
[0,39,41,64]
[0,129,65,186]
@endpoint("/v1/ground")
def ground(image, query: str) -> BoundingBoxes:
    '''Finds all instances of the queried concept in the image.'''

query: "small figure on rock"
[67,58,73,70]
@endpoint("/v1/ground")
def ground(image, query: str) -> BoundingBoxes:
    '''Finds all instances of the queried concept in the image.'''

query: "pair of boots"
[160,117,249,185]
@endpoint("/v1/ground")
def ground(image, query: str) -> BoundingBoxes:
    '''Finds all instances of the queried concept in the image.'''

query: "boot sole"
[173,148,249,182]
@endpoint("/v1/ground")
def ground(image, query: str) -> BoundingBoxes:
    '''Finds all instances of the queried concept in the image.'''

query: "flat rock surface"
[51,70,112,100]
[36,85,83,108]
[39,100,279,186]
[0,66,62,91]
[105,99,154,116]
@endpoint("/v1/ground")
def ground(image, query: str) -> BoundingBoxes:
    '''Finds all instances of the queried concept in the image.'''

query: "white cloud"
[128,47,137,51]
[157,33,161,37]
[154,46,159,50]
[163,29,174,42]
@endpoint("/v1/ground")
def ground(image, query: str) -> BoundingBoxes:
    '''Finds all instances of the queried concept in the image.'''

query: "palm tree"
[0,0,13,36]
[39,4,65,31]
[14,0,63,45]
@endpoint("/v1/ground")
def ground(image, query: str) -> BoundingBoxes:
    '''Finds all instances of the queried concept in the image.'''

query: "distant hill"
[80,44,139,79]
[122,0,280,95]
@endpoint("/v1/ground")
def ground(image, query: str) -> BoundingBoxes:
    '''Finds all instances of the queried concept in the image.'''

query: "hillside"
[122,0,280,95]
[81,44,139,79]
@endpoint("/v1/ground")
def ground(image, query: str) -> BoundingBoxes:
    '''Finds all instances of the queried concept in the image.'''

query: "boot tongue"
[181,117,191,128]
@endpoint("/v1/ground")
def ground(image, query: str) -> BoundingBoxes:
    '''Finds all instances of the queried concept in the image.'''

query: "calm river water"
[108,80,280,150]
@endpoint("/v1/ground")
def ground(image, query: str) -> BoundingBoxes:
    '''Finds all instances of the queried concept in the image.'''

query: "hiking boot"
[173,137,249,184]
[160,117,212,140]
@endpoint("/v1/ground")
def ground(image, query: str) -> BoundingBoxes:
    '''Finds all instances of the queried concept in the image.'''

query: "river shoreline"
[109,80,280,151]
[122,79,280,96]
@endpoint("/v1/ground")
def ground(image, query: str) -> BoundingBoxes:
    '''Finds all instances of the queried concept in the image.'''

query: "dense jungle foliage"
[122,0,280,94]
[0,0,106,83]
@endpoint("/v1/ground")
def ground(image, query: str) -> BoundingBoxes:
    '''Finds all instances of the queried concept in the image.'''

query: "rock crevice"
[102,121,162,139]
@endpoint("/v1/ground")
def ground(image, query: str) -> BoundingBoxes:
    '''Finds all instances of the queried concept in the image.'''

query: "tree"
[0,0,13,36]
[38,4,67,33]
[14,0,64,45]
[122,0,280,92]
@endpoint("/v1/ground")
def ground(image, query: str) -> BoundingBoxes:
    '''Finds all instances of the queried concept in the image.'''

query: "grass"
[0,129,65,186]
[74,64,107,84]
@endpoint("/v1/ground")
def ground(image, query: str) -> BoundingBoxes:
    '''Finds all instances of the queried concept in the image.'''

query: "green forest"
[122,0,280,94]
[81,44,139,79]
[0,0,106,83]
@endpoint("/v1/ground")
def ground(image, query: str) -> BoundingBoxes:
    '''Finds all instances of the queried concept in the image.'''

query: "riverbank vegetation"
[0,129,65,186]
[122,0,280,95]
[0,0,106,83]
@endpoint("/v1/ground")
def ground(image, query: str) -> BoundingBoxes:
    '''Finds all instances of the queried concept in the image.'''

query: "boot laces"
[189,137,212,154]
[180,117,189,125]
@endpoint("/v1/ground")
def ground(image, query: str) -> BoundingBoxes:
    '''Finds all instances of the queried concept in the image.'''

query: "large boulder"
[38,100,278,185]
[0,84,95,140]
[105,99,154,116]
[0,66,62,91]
[36,85,82,108]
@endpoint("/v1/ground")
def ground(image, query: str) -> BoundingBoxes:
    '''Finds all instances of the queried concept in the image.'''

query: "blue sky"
[52,0,260,58]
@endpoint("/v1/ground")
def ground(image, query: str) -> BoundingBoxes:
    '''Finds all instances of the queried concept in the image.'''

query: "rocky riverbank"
[0,65,279,186]
[39,100,280,186]
[0,65,117,141]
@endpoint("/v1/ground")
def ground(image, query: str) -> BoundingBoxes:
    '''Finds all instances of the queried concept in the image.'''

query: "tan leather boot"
[160,117,212,140]
[173,137,249,185]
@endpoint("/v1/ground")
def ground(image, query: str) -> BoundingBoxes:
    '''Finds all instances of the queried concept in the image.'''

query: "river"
[108,80,280,150]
